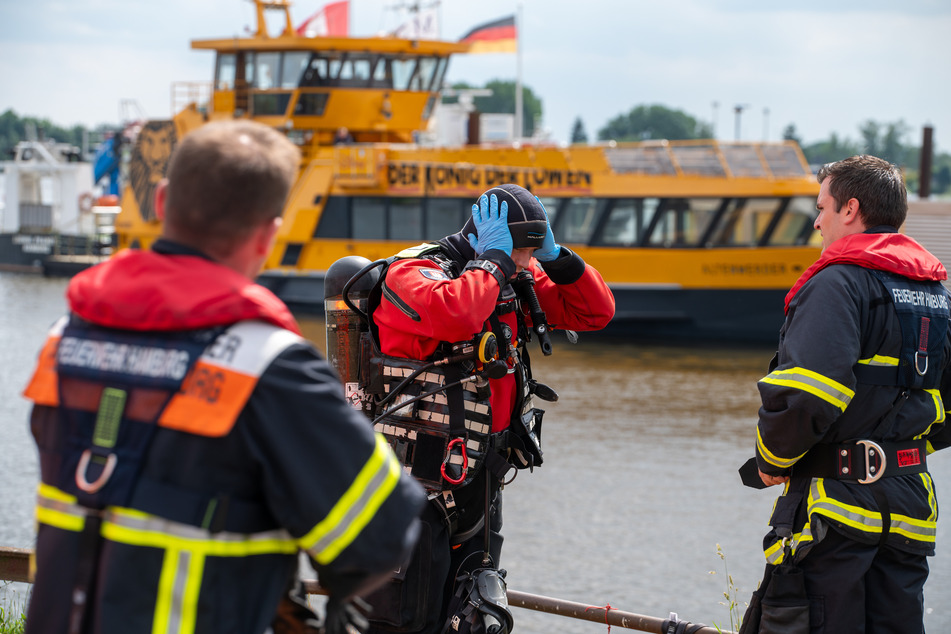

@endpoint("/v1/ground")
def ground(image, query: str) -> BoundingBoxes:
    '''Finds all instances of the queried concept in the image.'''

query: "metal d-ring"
[75,449,118,493]
[856,439,886,484]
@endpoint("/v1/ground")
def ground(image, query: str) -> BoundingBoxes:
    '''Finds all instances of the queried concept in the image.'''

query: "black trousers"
[797,525,929,633]
[365,483,503,634]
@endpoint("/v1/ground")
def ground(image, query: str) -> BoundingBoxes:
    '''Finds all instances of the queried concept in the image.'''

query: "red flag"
[297,0,349,37]
[459,15,517,53]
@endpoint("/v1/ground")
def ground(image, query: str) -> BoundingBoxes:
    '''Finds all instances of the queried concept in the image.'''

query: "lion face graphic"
[129,121,177,222]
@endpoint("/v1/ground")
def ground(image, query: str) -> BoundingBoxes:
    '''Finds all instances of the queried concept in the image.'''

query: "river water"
[1,271,949,632]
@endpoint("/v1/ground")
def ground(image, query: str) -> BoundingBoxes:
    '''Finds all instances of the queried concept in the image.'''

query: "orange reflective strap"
[159,360,257,437]
[23,332,63,407]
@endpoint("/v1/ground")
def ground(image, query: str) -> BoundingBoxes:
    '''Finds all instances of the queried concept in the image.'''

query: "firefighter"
[748,155,951,632]
[360,184,615,634]
[22,120,426,634]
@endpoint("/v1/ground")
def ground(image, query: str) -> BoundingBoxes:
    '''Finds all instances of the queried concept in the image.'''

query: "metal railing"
[0,546,732,633]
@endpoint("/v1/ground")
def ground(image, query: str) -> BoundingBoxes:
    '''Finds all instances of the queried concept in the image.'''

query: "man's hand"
[533,196,561,262]
[468,194,513,256]
[759,469,789,487]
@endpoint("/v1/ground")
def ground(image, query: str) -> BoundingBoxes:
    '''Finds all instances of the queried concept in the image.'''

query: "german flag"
[459,15,517,53]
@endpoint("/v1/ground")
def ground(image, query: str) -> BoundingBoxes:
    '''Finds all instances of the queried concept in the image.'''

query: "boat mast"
[252,0,295,37]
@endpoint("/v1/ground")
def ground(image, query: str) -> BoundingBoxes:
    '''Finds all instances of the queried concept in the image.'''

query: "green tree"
[442,81,543,137]
[801,133,861,167]
[570,117,588,144]
[781,123,803,147]
[596,104,712,142]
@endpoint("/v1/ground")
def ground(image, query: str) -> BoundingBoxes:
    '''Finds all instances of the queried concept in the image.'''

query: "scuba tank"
[323,256,379,417]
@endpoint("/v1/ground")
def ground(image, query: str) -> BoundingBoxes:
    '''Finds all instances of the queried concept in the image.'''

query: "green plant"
[709,543,743,633]
[0,583,27,634]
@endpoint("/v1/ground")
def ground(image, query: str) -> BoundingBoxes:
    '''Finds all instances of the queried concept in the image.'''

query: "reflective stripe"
[857,355,898,366]
[808,478,882,532]
[807,478,936,543]
[756,427,806,469]
[759,367,854,411]
[35,483,88,532]
[153,548,203,634]
[37,484,297,634]
[301,434,401,565]
[102,507,296,556]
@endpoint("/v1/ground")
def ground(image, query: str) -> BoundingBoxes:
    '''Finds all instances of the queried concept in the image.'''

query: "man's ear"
[154,179,169,222]
[842,197,863,226]
[256,216,282,256]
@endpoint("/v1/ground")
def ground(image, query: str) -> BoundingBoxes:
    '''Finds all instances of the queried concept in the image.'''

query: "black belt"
[794,439,928,483]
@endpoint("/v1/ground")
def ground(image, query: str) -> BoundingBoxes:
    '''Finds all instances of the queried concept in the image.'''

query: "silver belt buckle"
[856,439,886,484]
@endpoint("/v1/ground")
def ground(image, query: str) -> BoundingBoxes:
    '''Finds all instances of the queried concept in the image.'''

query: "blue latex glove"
[467,194,513,256]
[533,196,561,262]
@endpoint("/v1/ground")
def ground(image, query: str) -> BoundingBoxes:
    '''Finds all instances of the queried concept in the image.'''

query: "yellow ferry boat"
[114,0,822,343]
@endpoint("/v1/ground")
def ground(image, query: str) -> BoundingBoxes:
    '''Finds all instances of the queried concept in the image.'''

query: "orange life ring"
[78,192,95,213]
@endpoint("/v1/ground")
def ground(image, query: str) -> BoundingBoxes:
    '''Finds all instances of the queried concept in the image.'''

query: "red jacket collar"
[67,249,301,334]
[785,232,947,313]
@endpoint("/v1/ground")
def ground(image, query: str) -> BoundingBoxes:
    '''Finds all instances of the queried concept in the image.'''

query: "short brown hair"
[816,155,907,229]
[164,120,300,256]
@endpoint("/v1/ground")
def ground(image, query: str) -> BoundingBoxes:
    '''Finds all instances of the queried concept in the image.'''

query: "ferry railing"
[0,546,733,633]
[172,81,213,118]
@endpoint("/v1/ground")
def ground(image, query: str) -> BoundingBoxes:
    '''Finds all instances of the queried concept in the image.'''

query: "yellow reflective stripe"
[102,508,297,556]
[153,550,178,634]
[921,472,938,522]
[760,367,854,411]
[890,513,937,543]
[36,506,86,532]
[36,484,86,532]
[756,427,806,469]
[302,434,402,565]
[39,482,77,503]
[808,479,882,532]
[808,478,936,542]
[764,539,783,564]
[856,355,898,366]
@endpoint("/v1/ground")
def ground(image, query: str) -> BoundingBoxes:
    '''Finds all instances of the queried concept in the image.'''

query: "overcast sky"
[1,0,949,151]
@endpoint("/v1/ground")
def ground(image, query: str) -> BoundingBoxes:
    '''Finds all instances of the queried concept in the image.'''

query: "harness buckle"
[856,439,886,484]
[441,437,468,485]
[75,449,118,493]
[915,350,929,376]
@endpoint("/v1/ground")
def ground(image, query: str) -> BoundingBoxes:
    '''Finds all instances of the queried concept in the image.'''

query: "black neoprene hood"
[461,184,548,249]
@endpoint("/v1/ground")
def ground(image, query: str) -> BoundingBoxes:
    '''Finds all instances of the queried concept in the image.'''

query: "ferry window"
[255,52,281,89]
[648,198,721,246]
[768,197,817,246]
[410,57,438,91]
[294,92,330,116]
[432,57,449,91]
[216,53,236,90]
[313,197,349,238]
[598,199,654,246]
[714,198,782,246]
[371,57,393,88]
[301,57,329,86]
[281,52,310,89]
[391,58,417,91]
[252,92,292,116]
[427,198,465,239]
[336,55,373,87]
[560,198,601,244]
[328,57,343,81]
[353,198,387,239]
[537,197,559,227]
[390,198,423,241]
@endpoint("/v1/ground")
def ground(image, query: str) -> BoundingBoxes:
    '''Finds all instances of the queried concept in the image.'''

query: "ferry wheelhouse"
[114,0,822,343]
